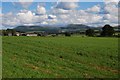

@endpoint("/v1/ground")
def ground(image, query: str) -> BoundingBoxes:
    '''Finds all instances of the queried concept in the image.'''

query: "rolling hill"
[14,24,92,33]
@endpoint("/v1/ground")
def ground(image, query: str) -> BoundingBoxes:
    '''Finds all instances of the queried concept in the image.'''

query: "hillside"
[14,25,61,33]
[14,24,92,33]
[14,24,119,33]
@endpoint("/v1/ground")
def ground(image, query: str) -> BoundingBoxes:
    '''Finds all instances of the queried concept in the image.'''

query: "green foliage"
[101,24,115,37]
[85,29,95,37]
[2,36,119,78]
[2,29,16,36]
[65,32,71,37]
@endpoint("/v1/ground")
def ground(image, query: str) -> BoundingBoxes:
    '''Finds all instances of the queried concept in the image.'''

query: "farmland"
[2,36,119,78]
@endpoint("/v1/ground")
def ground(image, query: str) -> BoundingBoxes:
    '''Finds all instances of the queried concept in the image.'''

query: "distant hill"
[7,24,120,33]
[14,25,61,33]
[14,24,93,33]
[66,24,90,29]
[14,24,120,33]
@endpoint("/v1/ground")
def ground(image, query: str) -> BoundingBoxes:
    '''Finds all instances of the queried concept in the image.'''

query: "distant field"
[2,36,119,78]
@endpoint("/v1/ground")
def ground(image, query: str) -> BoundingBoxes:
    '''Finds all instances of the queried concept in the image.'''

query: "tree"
[101,24,115,37]
[65,32,71,37]
[85,29,95,37]
[7,29,16,36]
[2,29,16,36]
[2,30,7,36]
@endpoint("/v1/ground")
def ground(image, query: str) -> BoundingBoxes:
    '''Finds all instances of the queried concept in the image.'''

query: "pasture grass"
[2,36,119,78]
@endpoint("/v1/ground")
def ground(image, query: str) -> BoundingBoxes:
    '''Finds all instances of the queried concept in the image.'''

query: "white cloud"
[33,14,48,22]
[36,5,46,15]
[50,8,103,25]
[104,2,118,16]
[46,19,58,24]
[17,10,48,24]
[77,19,86,24]
[2,12,20,27]
[2,10,48,28]
[12,0,34,9]
[59,0,79,2]
[19,0,34,2]
[17,11,33,23]
[103,14,118,23]
[58,14,69,19]
[101,1,118,26]
[2,1,119,29]
[87,5,101,13]
[48,15,56,19]
[103,14,111,19]
[104,0,119,3]
[19,0,34,9]
[41,21,48,25]
[51,8,70,14]
[55,2,78,10]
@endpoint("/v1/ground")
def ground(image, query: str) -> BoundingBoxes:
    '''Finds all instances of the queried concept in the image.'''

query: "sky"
[0,0,119,29]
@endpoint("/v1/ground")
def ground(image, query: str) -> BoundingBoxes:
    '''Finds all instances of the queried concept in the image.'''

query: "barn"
[26,32,38,36]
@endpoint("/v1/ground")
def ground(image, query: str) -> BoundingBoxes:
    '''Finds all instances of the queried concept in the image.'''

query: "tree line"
[85,24,119,37]
[1,24,120,37]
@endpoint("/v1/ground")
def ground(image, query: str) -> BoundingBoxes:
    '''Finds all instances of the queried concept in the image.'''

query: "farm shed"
[26,33,38,36]
[15,32,20,36]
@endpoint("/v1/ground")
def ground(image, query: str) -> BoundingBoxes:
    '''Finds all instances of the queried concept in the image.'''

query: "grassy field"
[0,36,2,79]
[2,36,119,78]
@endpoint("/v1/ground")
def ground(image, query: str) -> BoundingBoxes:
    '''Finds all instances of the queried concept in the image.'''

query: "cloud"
[48,15,56,19]
[16,10,48,24]
[104,2,118,16]
[19,0,34,2]
[36,5,46,15]
[2,1,119,29]
[51,8,103,25]
[19,0,34,9]
[86,5,101,13]
[33,14,48,22]
[58,14,69,19]
[41,21,48,25]
[46,18,58,25]
[51,8,70,14]
[55,2,78,10]
[103,14,118,23]
[2,10,48,28]
[59,0,79,2]
[17,11,33,23]
[2,12,20,27]
[104,0,119,3]
[12,0,34,9]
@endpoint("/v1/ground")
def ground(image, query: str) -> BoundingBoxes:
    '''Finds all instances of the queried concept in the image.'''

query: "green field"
[2,36,119,78]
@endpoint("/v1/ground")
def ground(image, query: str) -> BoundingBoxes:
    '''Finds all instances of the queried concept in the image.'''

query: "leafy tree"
[2,30,7,36]
[2,29,16,36]
[101,24,115,37]
[65,32,71,37]
[85,29,95,37]
[7,29,16,35]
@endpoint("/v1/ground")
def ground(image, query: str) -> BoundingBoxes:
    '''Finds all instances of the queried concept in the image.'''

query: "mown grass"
[2,36,119,78]
[0,36,2,79]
